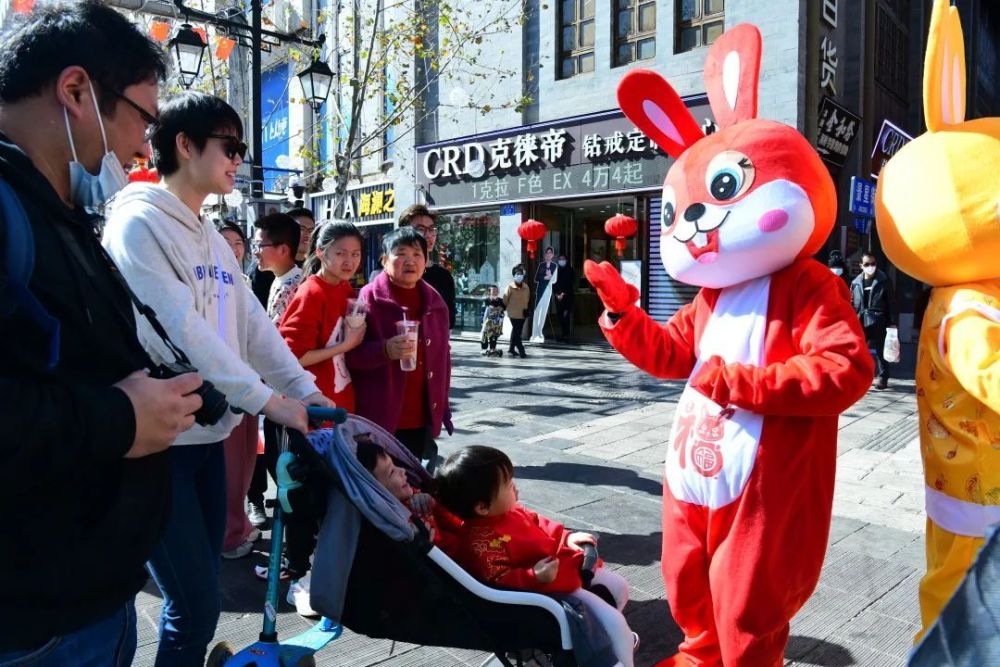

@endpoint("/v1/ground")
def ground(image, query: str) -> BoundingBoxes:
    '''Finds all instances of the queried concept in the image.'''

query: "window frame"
[613,0,657,67]
[674,0,726,54]
[557,0,597,80]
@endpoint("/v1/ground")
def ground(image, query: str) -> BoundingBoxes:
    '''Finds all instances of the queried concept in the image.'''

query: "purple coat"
[346,271,452,437]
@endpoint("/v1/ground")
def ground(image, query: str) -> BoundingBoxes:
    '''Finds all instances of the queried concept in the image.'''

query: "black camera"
[152,362,230,426]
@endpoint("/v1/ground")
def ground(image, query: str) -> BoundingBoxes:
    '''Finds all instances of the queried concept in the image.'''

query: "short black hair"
[150,92,243,176]
[0,1,168,115]
[512,264,526,276]
[254,213,301,258]
[544,246,554,254]
[382,226,428,258]
[286,207,315,222]
[435,446,514,519]
[861,253,878,262]
[355,436,388,474]
[218,221,247,244]
[827,250,846,269]
[398,203,436,227]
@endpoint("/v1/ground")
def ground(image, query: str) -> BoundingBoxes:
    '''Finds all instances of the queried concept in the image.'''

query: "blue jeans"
[147,443,226,667]
[0,600,136,666]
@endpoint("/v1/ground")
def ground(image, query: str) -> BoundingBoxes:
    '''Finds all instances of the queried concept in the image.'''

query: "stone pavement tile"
[622,597,684,667]
[789,583,870,642]
[819,549,918,602]
[564,494,663,536]
[858,469,924,495]
[889,536,927,572]
[528,437,589,451]
[827,515,867,545]
[833,499,926,533]
[512,457,663,500]
[868,570,922,627]
[566,434,663,460]
[835,479,902,509]
[514,474,616,514]
[616,444,669,470]
[605,561,665,602]
[371,645,485,666]
[789,640,902,667]
[834,524,921,561]
[830,607,920,661]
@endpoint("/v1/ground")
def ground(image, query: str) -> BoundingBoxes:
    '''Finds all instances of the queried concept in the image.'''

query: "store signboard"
[311,181,395,225]
[415,100,712,209]
[849,176,876,218]
[261,67,290,193]
[816,96,860,168]
[870,120,914,179]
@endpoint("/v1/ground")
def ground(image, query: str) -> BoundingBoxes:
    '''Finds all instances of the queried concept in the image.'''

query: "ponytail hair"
[304,221,365,277]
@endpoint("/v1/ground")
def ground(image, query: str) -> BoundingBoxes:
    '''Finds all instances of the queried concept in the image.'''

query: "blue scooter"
[206,407,347,667]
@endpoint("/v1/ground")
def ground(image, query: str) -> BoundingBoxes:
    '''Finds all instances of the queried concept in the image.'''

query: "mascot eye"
[661,186,677,231]
[705,151,755,202]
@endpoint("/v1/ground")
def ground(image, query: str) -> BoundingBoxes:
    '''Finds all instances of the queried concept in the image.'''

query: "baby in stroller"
[481,286,506,357]
[435,446,637,667]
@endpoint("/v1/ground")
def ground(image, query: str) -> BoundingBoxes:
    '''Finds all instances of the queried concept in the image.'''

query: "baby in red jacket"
[435,446,636,667]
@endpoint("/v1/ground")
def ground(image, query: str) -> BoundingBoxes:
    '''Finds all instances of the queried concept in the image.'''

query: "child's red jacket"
[451,504,583,594]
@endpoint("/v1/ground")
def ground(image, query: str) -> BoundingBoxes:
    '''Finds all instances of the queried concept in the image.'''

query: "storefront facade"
[415,97,711,340]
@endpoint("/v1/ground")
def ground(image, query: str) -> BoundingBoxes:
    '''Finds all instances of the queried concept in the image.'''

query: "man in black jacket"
[399,203,456,328]
[851,253,896,390]
[0,3,202,662]
[552,253,576,342]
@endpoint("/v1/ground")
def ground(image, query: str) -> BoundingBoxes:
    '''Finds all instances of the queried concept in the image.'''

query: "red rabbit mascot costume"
[584,24,874,667]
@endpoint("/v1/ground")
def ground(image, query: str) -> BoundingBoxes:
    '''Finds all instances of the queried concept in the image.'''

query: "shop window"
[559,0,596,79]
[435,210,501,330]
[675,0,724,54]
[614,0,656,67]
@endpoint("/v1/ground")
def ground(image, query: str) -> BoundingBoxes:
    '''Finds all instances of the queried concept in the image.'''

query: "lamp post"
[167,23,207,88]
[296,59,335,113]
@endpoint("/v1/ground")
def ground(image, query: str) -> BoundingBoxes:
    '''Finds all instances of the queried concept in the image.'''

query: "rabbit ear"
[703,24,762,127]
[924,0,966,131]
[617,69,705,159]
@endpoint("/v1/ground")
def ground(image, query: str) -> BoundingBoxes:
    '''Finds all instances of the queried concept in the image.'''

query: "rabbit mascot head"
[617,24,837,289]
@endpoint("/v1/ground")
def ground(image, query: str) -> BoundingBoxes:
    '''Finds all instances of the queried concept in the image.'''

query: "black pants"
[480,335,499,351]
[262,418,324,577]
[864,324,890,380]
[394,425,436,461]
[556,298,573,341]
[508,318,526,355]
[247,453,267,508]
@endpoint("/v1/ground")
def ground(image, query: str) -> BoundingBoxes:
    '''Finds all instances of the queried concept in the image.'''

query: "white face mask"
[557,260,567,267]
[64,81,129,210]
[831,267,844,276]
[513,274,525,284]
[862,265,877,277]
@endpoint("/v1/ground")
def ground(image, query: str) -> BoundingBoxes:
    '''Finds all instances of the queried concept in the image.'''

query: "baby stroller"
[208,407,611,667]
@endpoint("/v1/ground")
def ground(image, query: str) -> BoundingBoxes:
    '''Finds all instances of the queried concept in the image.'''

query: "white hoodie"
[103,183,318,446]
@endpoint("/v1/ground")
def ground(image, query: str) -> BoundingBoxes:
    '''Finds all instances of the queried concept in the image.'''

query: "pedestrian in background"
[851,253,896,390]
[504,264,531,358]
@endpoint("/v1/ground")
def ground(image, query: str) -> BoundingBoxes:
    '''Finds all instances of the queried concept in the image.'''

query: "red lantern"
[128,165,159,183]
[605,213,638,257]
[517,219,547,258]
[149,19,171,43]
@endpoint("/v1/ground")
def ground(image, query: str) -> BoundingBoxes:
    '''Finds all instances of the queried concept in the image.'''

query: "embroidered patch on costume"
[691,441,724,477]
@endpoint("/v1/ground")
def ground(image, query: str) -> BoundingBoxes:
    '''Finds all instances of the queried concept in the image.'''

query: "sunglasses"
[106,86,159,141]
[861,262,876,267]
[208,134,248,161]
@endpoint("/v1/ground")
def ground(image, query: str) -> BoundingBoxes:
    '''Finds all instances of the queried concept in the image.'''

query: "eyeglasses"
[861,262,876,267]
[207,134,248,161]
[412,225,437,235]
[251,241,275,252]
[106,86,159,141]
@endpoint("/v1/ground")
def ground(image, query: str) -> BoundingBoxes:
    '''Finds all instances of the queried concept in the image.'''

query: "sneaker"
[481,349,490,356]
[876,377,889,390]
[222,540,254,560]
[287,574,320,618]
[519,350,528,358]
[247,499,267,527]
[254,556,294,582]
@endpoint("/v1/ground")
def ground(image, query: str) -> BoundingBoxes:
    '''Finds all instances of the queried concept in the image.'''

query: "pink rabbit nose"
[757,209,789,233]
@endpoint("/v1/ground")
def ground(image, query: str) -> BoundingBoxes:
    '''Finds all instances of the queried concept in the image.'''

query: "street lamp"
[168,23,207,88]
[296,58,334,112]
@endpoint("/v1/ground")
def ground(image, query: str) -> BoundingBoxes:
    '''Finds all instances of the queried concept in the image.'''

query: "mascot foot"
[652,654,692,667]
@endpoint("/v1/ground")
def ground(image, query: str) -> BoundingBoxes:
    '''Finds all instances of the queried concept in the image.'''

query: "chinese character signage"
[261,67,290,193]
[311,181,395,225]
[816,96,860,167]
[849,176,876,218]
[870,120,914,179]
[416,101,711,209]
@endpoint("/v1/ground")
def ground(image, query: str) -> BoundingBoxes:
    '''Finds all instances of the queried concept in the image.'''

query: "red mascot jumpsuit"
[585,24,874,667]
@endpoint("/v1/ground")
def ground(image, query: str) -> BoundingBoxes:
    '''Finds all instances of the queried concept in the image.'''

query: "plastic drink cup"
[396,320,419,372]
[346,299,366,328]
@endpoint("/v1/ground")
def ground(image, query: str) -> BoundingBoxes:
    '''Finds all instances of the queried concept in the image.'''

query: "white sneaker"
[287,574,319,618]
[222,540,254,560]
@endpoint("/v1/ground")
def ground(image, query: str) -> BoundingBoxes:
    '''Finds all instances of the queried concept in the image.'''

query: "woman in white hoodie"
[103,93,331,666]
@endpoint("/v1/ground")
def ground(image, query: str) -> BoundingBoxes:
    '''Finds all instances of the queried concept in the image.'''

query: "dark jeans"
[0,601,136,667]
[508,318,526,355]
[481,335,499,351]
[146,443,226,667]
[395,425,436,461]
[864,324,890,380]
[262,418,325,578]
[247,452,267,508]
[556,298,573,341]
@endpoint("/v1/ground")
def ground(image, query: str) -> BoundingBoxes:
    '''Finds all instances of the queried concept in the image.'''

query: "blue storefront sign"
[261,67,290,193]
[849,176,876,218]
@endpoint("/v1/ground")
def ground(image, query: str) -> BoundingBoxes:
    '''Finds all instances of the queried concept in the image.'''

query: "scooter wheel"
[206,641,235,667]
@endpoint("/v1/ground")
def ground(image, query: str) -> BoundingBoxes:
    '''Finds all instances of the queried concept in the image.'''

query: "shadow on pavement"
[623,598,683,666]
[599,531,664,567]
[516,461,662,497]
[786,635,854,666]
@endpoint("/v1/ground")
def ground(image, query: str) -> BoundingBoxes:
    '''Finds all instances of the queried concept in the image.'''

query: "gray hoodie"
[103,183,318,446]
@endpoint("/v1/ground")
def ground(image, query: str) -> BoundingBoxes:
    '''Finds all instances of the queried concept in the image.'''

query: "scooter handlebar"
[306,406,348,425]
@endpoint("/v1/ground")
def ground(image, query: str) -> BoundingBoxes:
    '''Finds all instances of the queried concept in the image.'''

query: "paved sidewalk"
[135,340,925,667]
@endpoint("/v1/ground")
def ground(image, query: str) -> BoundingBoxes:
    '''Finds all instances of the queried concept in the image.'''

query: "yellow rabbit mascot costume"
[875,0,1000,639]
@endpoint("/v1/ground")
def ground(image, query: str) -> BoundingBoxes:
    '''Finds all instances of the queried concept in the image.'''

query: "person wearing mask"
[0,4,202,663]
[503,265,531,358]
[346,227,453,464]
[827,249,849,286]
[552,253,576,343]
[851,253,896,390]
[286,206,317,265]
[102,92,331,665]
[398,204,456,329]
[253,213,303,323]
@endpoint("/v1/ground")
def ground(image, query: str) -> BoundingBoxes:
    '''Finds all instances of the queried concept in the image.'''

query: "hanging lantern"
[517,219,547,258]
[149,19,171,43]
[168,23,207,88]
[214,35,236,61]
[605,213,638,257]
[296,58,335,113]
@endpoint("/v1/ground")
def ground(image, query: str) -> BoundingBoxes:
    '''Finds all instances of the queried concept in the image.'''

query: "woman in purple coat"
[346,227,452,463]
